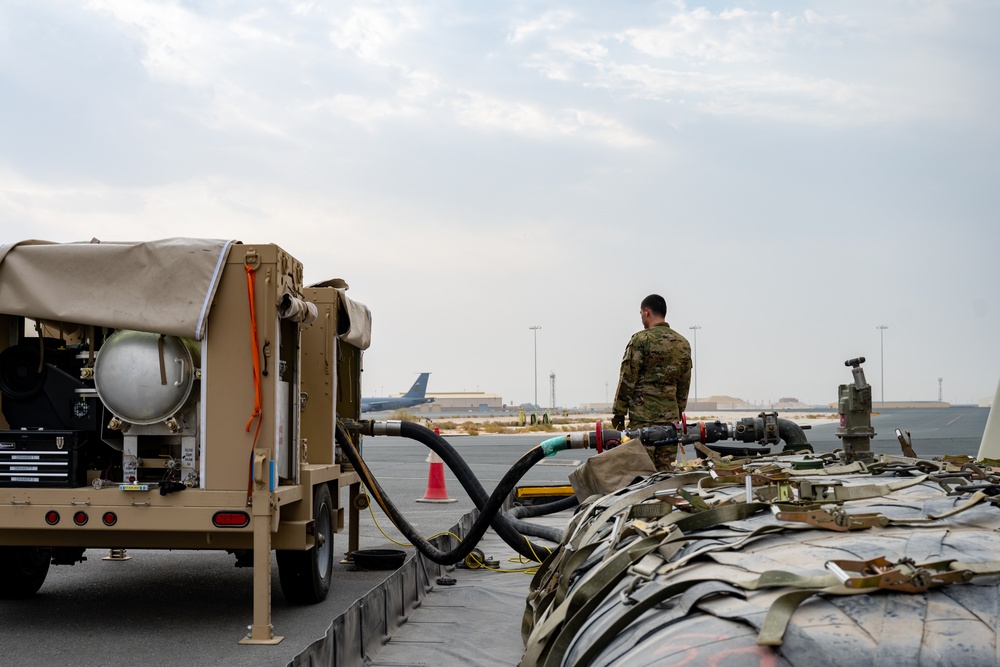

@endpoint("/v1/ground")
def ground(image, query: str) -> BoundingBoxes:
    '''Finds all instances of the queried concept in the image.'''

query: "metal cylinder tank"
[94,330,200,425]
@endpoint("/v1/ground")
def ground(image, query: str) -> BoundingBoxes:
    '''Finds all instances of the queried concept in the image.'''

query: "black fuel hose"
[777,418,811,450]
[394,421,558,560]
[336,422,556,565]
[504,495,579,543]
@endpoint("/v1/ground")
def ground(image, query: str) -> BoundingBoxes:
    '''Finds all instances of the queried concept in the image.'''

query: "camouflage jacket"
[613,322,692,427]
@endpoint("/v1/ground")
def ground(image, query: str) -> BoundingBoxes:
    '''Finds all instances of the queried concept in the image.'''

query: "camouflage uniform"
[613,322,692,471]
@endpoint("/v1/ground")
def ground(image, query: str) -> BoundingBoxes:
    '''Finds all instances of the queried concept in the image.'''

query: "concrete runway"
[0,432,590,667]
[0,408,988,666]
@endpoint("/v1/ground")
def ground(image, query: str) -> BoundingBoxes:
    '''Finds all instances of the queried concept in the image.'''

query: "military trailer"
[0,238,370,644]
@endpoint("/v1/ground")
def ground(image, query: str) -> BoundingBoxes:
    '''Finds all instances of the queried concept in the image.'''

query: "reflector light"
[213,511,250,528]
[73,511,88,526]
[45,510,60,525]
[102,512,117,526]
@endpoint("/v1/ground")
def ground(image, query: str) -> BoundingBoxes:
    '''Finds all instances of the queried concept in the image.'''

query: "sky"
[1,0,998,409]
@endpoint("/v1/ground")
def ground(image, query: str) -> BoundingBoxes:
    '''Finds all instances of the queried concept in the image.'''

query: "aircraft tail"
[404,372,431,398]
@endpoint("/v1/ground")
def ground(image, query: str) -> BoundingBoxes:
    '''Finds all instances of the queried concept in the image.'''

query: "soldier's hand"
[611,414,625,430]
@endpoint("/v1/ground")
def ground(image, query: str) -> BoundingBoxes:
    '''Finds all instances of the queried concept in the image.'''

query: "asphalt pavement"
[0,431,590,667]
[801,405,988,456]
[0,408,988,666]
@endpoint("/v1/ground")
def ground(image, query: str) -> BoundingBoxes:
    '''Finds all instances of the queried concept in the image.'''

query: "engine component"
[0,338,98,431]
[94,330,200,425]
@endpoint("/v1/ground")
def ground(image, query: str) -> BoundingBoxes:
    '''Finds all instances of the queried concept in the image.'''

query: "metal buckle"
[826,556,974,592]
[777,507,888,531]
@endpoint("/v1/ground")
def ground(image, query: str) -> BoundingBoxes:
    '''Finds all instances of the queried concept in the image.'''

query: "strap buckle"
[826,556,973,592]
[777,507,888,531]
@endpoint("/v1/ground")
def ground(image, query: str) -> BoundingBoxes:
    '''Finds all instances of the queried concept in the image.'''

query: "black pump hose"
[504,495,579,543]
[395,421,554,560]
[336,423,555,565]
[777,418,812,451]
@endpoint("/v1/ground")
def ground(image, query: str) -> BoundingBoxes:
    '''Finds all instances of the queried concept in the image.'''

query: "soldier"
[612,294,692,471]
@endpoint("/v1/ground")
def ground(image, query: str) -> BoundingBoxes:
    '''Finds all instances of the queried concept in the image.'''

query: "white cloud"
[86,0,224,88]
[621,7,807,64]
[1,1,997,406]
[328,3,421,60]
[450,92,649,147]
[508,10,576,44]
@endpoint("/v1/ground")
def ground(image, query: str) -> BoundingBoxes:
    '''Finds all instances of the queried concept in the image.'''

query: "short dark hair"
[641,294,667,317]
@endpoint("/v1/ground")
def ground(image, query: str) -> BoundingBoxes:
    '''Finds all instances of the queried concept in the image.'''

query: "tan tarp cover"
[336,291,372,350]
[310,279,372,351]
[0,238,235,340]
[568,439,657,501]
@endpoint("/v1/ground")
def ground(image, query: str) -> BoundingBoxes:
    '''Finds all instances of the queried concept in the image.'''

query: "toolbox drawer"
[0,430,85,488]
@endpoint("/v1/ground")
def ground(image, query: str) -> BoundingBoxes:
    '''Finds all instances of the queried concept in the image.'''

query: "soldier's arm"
[676,344,692,413]
[613,337,642,416]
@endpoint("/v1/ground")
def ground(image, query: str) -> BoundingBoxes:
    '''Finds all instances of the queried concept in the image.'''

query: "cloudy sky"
[1,1,998,409]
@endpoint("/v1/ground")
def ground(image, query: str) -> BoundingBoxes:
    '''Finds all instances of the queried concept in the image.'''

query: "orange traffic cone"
[416,449,457,503]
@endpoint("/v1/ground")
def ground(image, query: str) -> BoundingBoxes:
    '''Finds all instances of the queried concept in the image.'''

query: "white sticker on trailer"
[11,477,40,483]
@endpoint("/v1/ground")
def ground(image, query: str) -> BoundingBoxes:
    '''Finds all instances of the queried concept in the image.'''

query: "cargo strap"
[826,556,974,592]
[562,556,1000,662]
[777,490,993,531]
[786,461,868,476]
[796,474,928,503]
[567,472,710,550]
[565,569,844,667]
[520,531,672,667]
[776,507,890,531]
[523,503,774,666]
[244,262,263,502]
[757,557,1000,646]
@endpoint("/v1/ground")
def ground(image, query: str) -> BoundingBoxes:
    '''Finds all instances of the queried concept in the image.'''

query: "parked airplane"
[361,372,434,412]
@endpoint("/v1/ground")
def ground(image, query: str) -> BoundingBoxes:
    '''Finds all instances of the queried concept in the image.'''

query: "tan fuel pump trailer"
[0,238,370,644]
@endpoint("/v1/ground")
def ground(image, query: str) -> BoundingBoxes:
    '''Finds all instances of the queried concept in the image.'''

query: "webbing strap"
[951,560,1000,576]
[244,263,263,502]
[670,501,772,532]
[244,264,263,433]
[521,531,668,667]
[787,461,867,476]
[562,570,843,667]
[655,522,789,576]
[825,474,929,502]
[569,472,708,550]
[890,490,990,523]
[757,558,1000,645]
[568,581,742,667]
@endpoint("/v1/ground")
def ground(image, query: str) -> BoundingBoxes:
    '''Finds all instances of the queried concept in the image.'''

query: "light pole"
[529,325,541,407]
[689,325,701,410]
[877,325,888,407]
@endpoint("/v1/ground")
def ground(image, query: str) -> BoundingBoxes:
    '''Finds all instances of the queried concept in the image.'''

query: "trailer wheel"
[0,547,52,599]
[277,483,334,604]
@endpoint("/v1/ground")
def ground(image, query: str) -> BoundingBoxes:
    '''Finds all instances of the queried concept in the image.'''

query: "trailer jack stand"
[238,483,284,645]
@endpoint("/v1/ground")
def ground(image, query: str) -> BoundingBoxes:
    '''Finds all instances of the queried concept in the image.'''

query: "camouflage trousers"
[644,444,677,472]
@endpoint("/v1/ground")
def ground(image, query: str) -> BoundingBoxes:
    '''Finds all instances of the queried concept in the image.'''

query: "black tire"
[0,547,51,599]
[277,483,334,604]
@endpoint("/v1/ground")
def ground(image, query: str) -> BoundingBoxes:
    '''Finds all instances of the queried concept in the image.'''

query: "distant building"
[415,392,503,413]
[689,395,752,411]
[580,403,613,413]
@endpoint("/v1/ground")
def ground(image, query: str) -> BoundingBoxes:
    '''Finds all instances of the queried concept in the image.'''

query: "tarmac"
[290,407,992,666]
[288,432,581,666]
[2,412,985,666]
